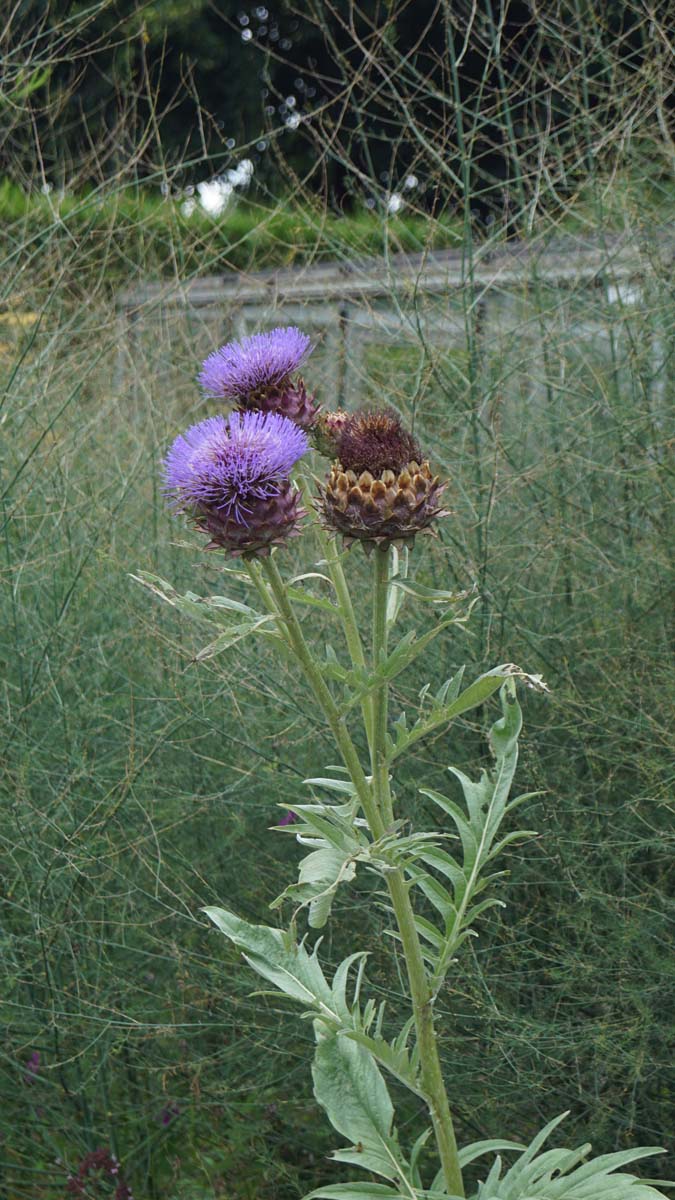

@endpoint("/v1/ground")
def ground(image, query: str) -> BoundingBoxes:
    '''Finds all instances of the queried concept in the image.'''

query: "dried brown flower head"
[337,409,421,476]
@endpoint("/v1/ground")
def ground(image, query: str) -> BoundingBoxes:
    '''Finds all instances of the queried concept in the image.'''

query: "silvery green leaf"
[385,545,408,629]
[132,572,252,625]
[203,908,338,1014]
[410,1128,433,1187]
[413,915,446,950]
[420,790,478,863]
[405,681,536,982]
[369,829,448,876]
[410,871,457,923]
[288,571,335,589]
[417,847,464,890]
[205,593,258,615]
[471,1112,670,1199]
[435,667,466,707]
[203,909,422,1100]
[273,845,360,929]
[194,614,275,660]
[340,614,477,718]
[332,1144,403,1178]
[303,1186,411,1200]
[285,584,339,613]
[290,808,361,853]
[132,572,278,658]
[313,1032,394,1146]
[389,578,474,606]
[302,847,356,888]
[389,664,534,762]
[306,1188,460,1200]
[305,776,359,796]
[312,1032,411,1186]
[270,789,367,926]
[331,952,369,1021]
[458,1139,526,1168]
[205,908,434,1139]
[429,1141,526,1193]
[344,1017,423,1098]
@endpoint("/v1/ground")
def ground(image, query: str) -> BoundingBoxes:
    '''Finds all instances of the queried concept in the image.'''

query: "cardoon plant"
[137,329,672,1200]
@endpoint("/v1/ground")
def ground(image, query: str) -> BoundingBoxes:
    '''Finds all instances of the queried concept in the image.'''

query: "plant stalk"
[257,551,464,1197]
[370,546,394,824]
[256,555,385,840]
[370,546,465,1198]
[322,529,374,743]
[297,471,374,738]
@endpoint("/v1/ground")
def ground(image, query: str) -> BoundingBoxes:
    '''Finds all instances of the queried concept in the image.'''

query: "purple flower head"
[199,327,313,400]
[277,810,299,827]
[164,410,308,525]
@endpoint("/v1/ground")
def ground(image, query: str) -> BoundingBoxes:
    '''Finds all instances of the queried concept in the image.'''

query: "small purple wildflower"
[199,326,312,400]
[278,810,299,827]
[159,1102,181,1126]
[24,1050,40,1084]
[164,411,308,525]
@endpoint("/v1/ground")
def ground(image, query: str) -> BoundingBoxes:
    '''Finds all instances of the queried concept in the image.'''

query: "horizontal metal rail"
[116,230,672,317]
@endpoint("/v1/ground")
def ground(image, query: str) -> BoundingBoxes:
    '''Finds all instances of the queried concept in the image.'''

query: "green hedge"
[0,180,462,285]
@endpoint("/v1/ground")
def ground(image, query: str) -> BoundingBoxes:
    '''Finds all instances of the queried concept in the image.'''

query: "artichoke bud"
[238,375,319,430]
[311,408,349,457]
[197,483,306,558]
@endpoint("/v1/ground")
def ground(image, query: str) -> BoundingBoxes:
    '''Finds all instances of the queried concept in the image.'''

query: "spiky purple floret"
[164,411,308,523]
[198,327,313,399]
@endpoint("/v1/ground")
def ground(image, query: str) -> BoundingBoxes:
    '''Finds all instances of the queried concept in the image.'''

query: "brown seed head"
[337,409,421,476]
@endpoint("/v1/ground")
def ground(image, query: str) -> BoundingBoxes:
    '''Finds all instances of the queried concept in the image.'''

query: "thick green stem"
[371,547,393,824]
[370,547,465,1198]
[298,472,374,739]
[322,530,374,742]
[386,873,465,1197]
[256,556,386,840]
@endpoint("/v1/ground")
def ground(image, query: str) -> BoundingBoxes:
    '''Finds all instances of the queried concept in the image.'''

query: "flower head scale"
[199,327,312,400]
[164,411,308,557]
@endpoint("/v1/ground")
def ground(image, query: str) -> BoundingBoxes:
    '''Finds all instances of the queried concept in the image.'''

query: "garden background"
[1,2,673,1198]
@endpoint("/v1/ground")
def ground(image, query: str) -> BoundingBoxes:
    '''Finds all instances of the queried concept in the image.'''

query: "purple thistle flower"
[164,411,308,557]
[199,327,312,400]
[278,810,299,827]
[164,411,307,523]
